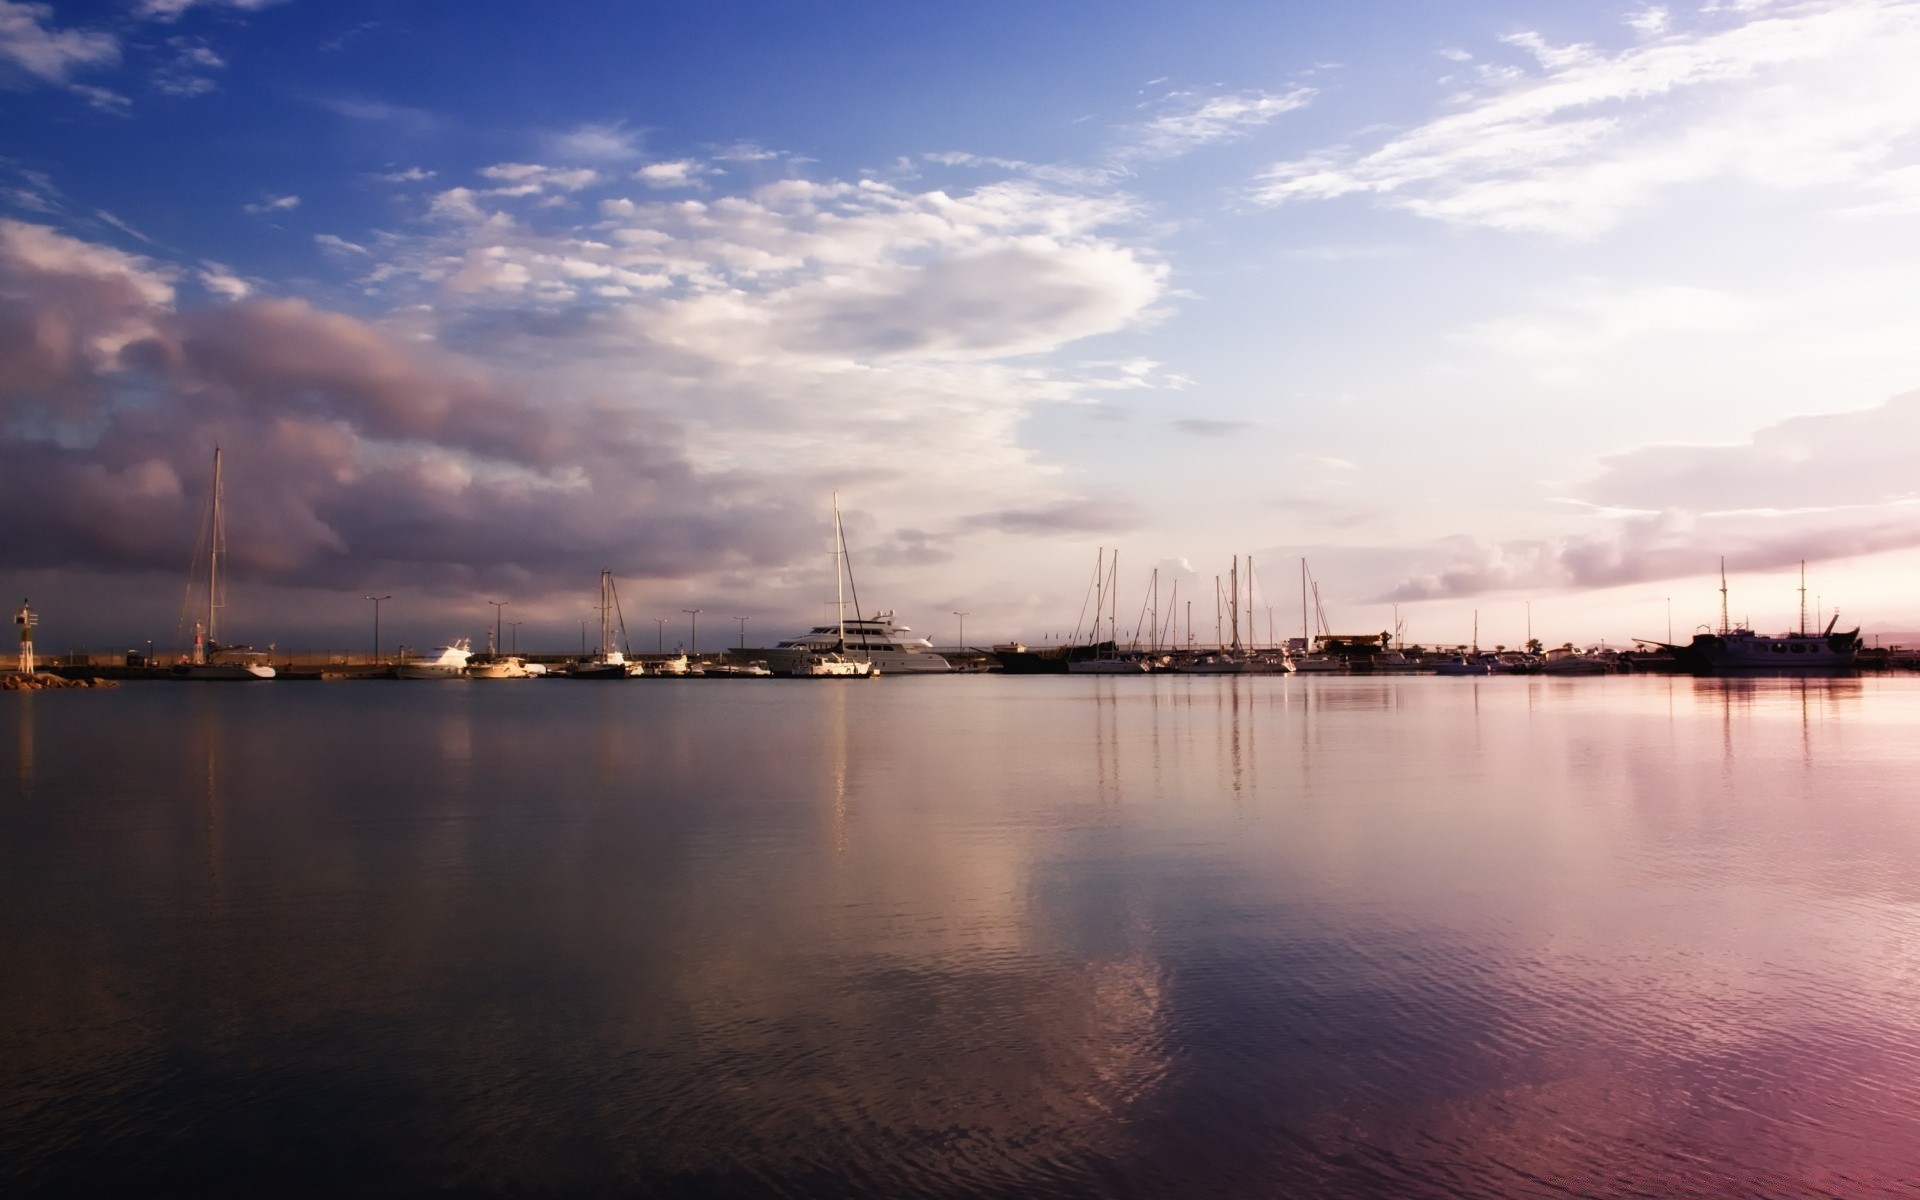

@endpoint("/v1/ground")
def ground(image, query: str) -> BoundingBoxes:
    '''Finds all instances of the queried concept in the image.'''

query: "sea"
[5,674,1920,1198]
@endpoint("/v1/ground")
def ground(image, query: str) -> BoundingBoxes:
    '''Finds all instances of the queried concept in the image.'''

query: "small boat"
[650,653,690,676]
[1430,654,1490,676]
[171,446,275,681]
[792,653,877,678]
[1071,656,1152,674]
[395,640,472,679]
[704,661,772,677]
[1172,653,1254,675]
[468,656,531,679]
[1539,646,1618,675]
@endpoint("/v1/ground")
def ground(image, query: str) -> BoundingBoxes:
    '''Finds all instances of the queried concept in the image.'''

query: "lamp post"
[507,621,521,654]
[953,611,968,650]
[365,595,391,664]
[734,615,749,651]
[655,617,667,653]
[487,599,509,656]
[683,609,702,656]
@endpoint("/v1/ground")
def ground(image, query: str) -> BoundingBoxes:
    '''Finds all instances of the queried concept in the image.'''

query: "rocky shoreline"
[1,673,119,692]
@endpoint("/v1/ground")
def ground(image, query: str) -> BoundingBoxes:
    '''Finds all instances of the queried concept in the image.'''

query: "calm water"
[5,675,1920,1197]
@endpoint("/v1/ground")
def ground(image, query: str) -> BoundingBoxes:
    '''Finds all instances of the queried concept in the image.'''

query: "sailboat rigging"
[171,446,275,680]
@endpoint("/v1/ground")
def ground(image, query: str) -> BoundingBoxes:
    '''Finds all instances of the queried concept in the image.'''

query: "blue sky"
[6,0,1920,653]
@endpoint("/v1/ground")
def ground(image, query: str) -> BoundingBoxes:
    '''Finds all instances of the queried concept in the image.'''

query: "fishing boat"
[395,640,472,679]
[792,495,879,679]
[1642,561,1860,673]
[568,570,643,678]
[171,446,276,680]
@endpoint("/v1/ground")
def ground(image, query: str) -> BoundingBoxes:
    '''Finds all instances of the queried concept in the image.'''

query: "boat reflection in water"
[5,675,1920,1197]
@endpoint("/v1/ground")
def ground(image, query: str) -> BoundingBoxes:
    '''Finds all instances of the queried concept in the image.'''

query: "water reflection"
[5,677,1920,1196]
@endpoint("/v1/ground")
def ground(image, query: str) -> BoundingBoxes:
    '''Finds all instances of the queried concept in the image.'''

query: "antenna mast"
[1799,560,1807,635]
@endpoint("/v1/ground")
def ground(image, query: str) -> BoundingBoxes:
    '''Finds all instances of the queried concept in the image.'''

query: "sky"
[6,0,1920,655]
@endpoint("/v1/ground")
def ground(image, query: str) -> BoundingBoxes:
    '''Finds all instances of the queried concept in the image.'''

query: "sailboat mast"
[1229,557,1240,652]
[208,445,221,645]
[1799,560,1807,635]
[1300,558,1308,645]
[834,494,846,651]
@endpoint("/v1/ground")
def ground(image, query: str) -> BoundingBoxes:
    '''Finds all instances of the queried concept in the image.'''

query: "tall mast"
[1248,556,1255,652]
[600,570,612,657]
[1229,557,1240,652]
[208,445,222,645]
[1301,558,1308,645]
[1719,557,1730,635]
[833,493,846,651]
[1109,549,1119,647]
[1799,560,1807,635]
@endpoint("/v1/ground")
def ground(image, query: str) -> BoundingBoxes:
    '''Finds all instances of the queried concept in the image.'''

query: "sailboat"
[1069,549,1149,673]
[793,495,878,678]
[568,570,643,678]
[171,446,275,680]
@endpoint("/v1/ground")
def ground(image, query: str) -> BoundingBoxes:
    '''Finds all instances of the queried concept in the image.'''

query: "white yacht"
[395,640,472,679]
[743,612,951,675]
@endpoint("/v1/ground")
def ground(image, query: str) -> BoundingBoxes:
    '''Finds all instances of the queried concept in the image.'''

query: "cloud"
[196,261,249,299]
[1123,86,1316,160]
[3,163,60,214]
[0,1,119,96]
[135,0,289,20]
[374,166,434,184]
[544,122,643,163]
[961,499,1141,536]
[243,193,299,215]
[1381,390,1920,599]
[311,95,440,135]
[1168,418,1253,437]
[151,36,224,96]
[478,163,602,197]
[0,219,818,597]
[1254,0,1920,235]
[634,160,711,189]
[314,233,368,255]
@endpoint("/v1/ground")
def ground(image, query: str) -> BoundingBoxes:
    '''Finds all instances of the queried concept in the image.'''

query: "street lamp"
[487,599,509,656]
[953,610,969,650]
[734,615,749,651]
[683,608,702,656]
[365,595,391,663]
[507,621,521,654]
[655,617,667,653]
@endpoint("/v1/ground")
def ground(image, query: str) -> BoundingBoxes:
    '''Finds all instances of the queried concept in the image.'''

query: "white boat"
[1539,646,1617,675]
[792,653,877,678]
[1172,653,1254,675]
[396,640,472,679]
[650,653,690,676]
[566,571,643,678]
[745,611,950,675]
[703,661,772,677]
[1071,656,1152,674]
[468,655,531,679]
[171,446,275,681]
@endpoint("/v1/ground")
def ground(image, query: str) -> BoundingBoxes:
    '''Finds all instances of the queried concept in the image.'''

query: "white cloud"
[243,193,300,215]
[1254,0,1920,235]
[635,160,710,189]
[0,1,118,91]
[314,233,368,255]
[543,121,642,162]
[479,163,602,196]
[374,166,434,184]
[1383,390,1920,600]
[152,35,224,96]
[135,0,288,21]
[197,261,250,299]
[1123,86,1316,160]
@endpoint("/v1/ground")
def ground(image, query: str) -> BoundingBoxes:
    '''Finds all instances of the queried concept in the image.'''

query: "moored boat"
[395,640,472,679]
[170,446,275,681]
